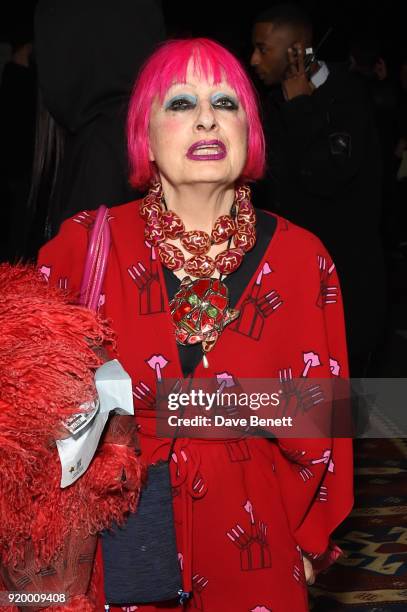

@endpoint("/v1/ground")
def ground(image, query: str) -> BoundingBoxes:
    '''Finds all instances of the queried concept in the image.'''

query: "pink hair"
[127,38,265,189]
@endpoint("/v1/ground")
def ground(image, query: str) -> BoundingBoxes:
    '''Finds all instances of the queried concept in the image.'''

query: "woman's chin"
[180,164,239,186]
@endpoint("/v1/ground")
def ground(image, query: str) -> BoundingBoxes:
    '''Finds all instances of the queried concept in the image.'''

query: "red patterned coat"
[38,200,353,612]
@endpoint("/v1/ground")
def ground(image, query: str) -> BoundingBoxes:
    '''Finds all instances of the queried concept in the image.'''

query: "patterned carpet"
[309,438,407,612]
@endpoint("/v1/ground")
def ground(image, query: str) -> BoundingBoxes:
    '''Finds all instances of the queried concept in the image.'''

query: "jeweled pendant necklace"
[140,183,257,367]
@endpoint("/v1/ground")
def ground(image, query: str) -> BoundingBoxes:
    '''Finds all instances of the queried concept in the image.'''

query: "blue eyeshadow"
[164,94,197,109]
[211,92,239,106]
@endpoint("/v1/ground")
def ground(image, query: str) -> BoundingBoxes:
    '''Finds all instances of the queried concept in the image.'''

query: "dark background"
[1,0,406,70]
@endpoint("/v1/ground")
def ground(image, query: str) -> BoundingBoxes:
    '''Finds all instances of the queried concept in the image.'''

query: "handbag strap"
[79,207,179,465]
[79,206,111,311]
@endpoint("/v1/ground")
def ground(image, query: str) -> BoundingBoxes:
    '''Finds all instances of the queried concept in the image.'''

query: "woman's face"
[148,65,248,188]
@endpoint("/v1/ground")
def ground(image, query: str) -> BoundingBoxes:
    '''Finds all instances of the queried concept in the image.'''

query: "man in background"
[251,3,387,377]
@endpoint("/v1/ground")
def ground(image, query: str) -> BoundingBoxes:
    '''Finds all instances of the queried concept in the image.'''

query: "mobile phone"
[304,47,315,74]
[287,46,315,77]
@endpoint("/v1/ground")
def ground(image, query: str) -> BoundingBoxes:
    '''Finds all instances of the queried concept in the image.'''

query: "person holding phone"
[251,3,387,378]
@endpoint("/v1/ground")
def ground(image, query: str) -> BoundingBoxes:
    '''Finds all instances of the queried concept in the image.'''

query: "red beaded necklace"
[140,183,257,365]
[140,182,256,278]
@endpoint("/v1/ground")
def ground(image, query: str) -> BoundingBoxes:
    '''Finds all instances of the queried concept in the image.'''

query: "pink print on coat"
[191,573,209,611]
[313,449,334,501]
[226,500,271,571]
[317,254,338,307]
[72,209,114,229]
[311,449,335,473]
[250,606,272,612]
[278,350,322,383]
[128,243,165,315]
[216,371,236,393]
[302,351,321,377]
[38,267,70,295]
[293,545,306,584]
[279,446,335,486]
[137,370,182,409]
[215,371,241,418]
[170,443,208,499]
[330,357,341,376]
[57,277,68,291]
[277,355,324,418]
[146,353,169,382]
[98,293,106,311]
[39,265,51,282]
[171,447,188,483]
[231,263,282,341]
[277,446,314,483]
[72,210,94,229]
[178,552,184,571]
[317,485,328,502]
[276,446,313,482]
[132,380,155,408]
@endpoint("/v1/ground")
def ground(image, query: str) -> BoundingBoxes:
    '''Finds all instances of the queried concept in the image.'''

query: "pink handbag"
[79,205,111,311]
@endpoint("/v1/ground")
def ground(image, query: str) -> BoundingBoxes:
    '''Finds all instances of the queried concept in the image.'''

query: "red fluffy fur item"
[0,265,143,610]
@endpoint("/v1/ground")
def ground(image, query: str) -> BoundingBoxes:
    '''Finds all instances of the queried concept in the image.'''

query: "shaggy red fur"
[0,265,143,610]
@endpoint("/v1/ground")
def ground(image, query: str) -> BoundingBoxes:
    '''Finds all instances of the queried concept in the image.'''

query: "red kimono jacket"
[38,200,353,612]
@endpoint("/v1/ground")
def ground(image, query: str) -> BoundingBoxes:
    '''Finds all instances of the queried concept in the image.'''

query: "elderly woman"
[38,38,353,612]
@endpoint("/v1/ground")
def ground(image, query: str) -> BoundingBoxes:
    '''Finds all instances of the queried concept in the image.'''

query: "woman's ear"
[148,142,155,162]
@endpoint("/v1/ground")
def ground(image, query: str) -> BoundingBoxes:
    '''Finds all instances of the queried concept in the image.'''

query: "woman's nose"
[194,102,218,131]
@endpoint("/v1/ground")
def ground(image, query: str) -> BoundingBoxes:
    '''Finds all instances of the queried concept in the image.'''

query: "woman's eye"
[166,98,195,111]
[212,97,238,110]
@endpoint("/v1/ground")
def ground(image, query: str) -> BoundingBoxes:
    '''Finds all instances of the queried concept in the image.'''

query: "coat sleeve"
[271,235,354,571]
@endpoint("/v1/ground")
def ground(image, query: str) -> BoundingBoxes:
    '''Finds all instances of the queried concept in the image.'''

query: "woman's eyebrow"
[211,92,238,99]
[168,81,195,90]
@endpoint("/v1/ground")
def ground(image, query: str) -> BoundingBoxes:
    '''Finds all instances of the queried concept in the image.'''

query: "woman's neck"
[160,181,236,233]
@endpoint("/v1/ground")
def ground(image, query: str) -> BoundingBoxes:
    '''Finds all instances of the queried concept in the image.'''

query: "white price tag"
[63,398,100,435]
[56,359,134,488]
[57,410,110,487]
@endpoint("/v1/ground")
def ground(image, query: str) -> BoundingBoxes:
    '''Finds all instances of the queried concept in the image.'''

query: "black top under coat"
[163,210,277,377]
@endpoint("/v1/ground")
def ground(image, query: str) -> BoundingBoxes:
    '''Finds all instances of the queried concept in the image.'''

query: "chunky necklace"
[140,183,256,276]
[140,183,257,365]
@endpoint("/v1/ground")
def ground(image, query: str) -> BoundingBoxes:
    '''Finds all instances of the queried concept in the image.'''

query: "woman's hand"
[303,555,316,585]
